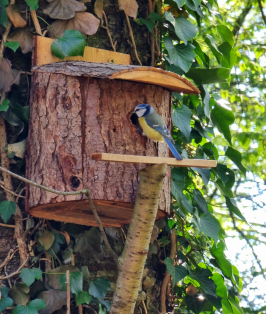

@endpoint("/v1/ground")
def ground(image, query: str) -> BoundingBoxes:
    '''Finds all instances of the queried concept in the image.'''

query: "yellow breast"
[138,117,164,142]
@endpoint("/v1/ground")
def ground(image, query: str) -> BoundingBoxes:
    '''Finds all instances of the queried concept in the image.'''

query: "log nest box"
[26,37,216,227]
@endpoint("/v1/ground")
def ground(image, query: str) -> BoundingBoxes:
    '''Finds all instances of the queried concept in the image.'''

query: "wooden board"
[32,36,131,67]
[29,200,166,228]
[91,153,217,168]
[111,68,200,94]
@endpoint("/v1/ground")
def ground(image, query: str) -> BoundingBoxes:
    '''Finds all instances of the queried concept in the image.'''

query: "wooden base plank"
[91,153,217,168]
[32,36,131,67]
[29,199,167,228]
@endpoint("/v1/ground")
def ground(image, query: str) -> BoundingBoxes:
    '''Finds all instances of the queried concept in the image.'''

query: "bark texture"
[26,71,172,225]
[110,163,167,314]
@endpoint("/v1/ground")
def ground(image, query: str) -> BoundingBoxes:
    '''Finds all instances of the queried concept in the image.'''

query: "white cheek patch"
[135,108,146,117]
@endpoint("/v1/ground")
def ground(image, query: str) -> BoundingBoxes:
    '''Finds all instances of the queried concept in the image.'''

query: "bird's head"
[133,104,155,117]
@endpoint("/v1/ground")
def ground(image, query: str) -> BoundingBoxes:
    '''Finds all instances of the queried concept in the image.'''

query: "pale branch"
[230,211,265,279]
[0,222,15,228]
[125,14,142,66]
[66,270,70,314]
[0,255,29,280]
[0,165,118,264]
[102,11,116,52]
[30,10,43,36]
[0,183,25,198]
[0,249,18,270]
[258,0,266,25]
[110,163,167,314]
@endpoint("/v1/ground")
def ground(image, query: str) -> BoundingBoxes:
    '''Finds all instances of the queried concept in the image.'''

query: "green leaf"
[193,40,209,68]
[89,278,111,299]
[19,268,42,287]
[0,5,7,28]
[172,105,192,141]
[189,268,217,297]
[194,212,221,243]
[139,17,154,32]
[205,34,223,63]
[10,283,30,306]
[217,25,234,47]
[165,12,197,45]
[225,146,246,177]
[211,241,233,279]
[202,142,218,160]
[38,231,55,251]
[218,42,237,69]
[0,200,16,223]
[211,273,228,298]
[51,30,86,60]
[0,99,10,111]
[75,291,92,306]
[13,299,46,314]
[185,294,205,314]
[10,103,30,124]
[216,163,233,185]
[25,0,39,10]
[148,12,162,22]
[0,286,10,297]
[186,67,231,85]
[164,257,188,285]
[99,304,107,314]
[228,295,244,314]
[0,297,13,312]
[59,271,83,295]
[191,167,210,187]
[165,38,195,72]
[173,0,186,8]
[4,41,20,52]
[225,197,247,223]
[211,104,235,145]
[47,230,65,255]
[193,189,209,214]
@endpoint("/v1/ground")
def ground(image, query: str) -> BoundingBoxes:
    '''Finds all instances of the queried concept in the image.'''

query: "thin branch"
[0,255,29,280]
[66,270,70,314]
[125,15,142,65]
[142,300,148,314]
[102,11,116,52]
[258,0,266,25]
[233,0,253,35]
[30,10,43,36]
[83,305,97,314]
[0,183,25,199]
[230,211,265,279]
[0,249,18,270]
[0,222,15,228]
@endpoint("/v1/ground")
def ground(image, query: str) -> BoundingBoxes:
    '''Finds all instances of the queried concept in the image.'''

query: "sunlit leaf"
[165,257,188,285]
[225,146,246,177]
[172,104,192,141]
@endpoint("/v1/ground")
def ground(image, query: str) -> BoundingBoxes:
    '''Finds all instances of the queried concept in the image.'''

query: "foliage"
[0,0,265,313]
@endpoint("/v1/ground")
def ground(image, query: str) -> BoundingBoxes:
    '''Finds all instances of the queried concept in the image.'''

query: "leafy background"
[0,0,266,313]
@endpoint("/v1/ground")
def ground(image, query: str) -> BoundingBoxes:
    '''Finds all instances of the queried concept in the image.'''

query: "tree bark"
[110,163,167,314]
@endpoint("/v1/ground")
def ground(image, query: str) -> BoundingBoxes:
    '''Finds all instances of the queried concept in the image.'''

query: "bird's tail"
[164,137,183,160]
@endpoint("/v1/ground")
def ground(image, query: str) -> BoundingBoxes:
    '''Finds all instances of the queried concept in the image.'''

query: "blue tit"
[131,104,183,160]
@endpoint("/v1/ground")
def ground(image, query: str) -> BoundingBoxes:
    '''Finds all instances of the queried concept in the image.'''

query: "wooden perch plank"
[32,36,131,67]
[91,153,217,168]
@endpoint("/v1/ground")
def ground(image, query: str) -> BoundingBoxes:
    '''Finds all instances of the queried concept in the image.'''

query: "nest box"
[26,37,216,228]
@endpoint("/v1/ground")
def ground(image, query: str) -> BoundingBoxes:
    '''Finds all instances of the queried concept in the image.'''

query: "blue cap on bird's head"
[133,104,154,117]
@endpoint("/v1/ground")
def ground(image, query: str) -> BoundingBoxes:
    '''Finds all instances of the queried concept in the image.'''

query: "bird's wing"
[145,113,175,144]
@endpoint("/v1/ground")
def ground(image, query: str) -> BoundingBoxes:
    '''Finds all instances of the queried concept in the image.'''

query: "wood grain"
[91,153,217,168]
[32,61,200,95]
[32,36,131,67]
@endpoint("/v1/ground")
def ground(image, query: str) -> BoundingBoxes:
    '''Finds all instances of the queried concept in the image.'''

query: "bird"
[131,104,183,160]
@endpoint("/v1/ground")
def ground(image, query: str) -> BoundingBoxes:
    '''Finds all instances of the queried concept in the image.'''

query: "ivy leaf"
[186,67,231,85]
[0,200,16,223]
[193,189,209,214]
[165,12,197,44]
[0,297,13,312]
[0,2,8,28]
[194,212,221,243]
[148,12,162,22]
[193,40,209,68]
[205,34,223,63]
[47,230,65,255]
[25,0,39,10]
[185,294,205,314]
[139,17,154,32]
[51,30,86,60]
[211,241,233,280]
[189,268,217,297]
[172,105,192,141]
[4,41,19,52]
[164,38,195,72]
[225,146,246,177]
[225,197,247,223]
[13,299,46,314]
[0,99,10,111]
[75,291,92,306]
[164,257,188,285]
[211,104,235,145]
[10,102,30,124]
[19,268,42,287]
[89,278,111,299]
[0,285,10,297]
[217,24,234,47]
[59,271,83,295]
